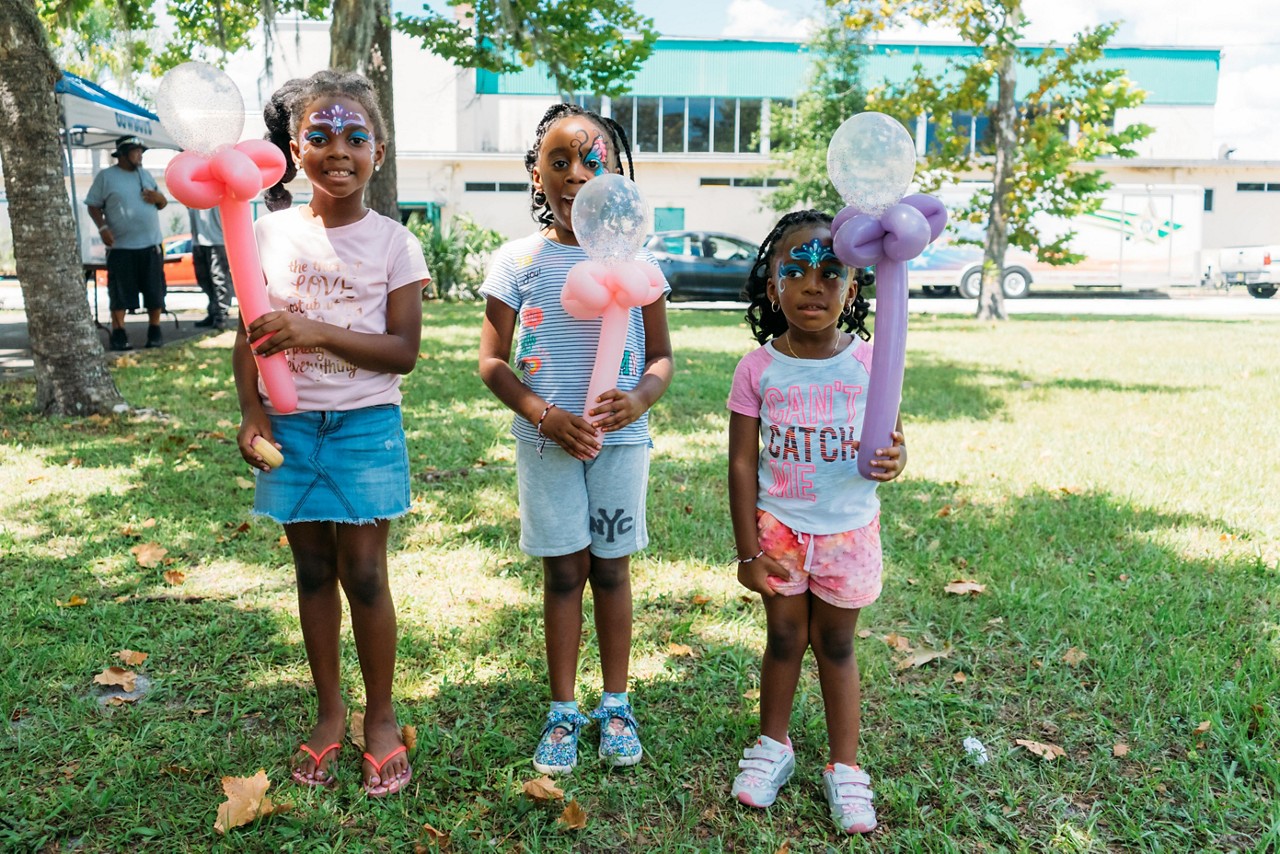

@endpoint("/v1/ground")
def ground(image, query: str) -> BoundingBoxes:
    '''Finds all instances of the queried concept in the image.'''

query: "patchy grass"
[1,303,1277,852]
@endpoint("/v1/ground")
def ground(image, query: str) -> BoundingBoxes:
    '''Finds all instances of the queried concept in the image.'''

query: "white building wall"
[1118,105,1217,159]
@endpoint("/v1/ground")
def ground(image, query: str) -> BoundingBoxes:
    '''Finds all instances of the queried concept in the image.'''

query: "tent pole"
[59,97,99,328]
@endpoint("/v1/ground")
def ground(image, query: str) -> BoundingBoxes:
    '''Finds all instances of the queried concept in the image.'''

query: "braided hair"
[261,70,387,211]
[523,102,635,227]
[742,209,875,345]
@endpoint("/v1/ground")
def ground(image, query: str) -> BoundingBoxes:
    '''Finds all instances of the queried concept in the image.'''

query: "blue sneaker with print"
[532,708,592,774]
[590,701,643,767]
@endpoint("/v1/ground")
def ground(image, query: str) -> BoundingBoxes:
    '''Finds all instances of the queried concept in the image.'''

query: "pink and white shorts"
[757,510,882,609]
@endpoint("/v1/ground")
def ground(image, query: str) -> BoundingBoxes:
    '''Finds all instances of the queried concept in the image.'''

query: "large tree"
[841,0,1153,320]
[0,0,123,415]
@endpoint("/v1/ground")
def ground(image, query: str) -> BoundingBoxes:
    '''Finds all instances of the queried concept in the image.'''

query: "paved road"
[670,286,1280,319]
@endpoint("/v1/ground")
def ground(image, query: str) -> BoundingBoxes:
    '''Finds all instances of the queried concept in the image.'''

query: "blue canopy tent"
[55,72,178,322]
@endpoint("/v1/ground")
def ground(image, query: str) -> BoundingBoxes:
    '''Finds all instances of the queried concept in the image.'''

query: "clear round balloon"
[155,62,246,155]
[826,112,917,217]
[571,174,651,263]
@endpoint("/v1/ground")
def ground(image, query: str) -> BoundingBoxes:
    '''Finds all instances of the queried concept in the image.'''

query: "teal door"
[654,207,684,232]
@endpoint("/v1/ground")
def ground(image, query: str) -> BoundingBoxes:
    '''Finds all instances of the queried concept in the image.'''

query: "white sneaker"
[731,735,794,808]
[822,762,877,834]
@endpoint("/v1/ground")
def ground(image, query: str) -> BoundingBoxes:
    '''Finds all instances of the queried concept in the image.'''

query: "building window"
[1236,182,1267,192]
[713,99,737,153]
[575,94,601,115]
[613,98,634,146]
[465,182,528,192]
[687,97,711,153]
[634,97,659,153]
[661,97,684,153]
[1204,188,1214,211]
[739,100,762,153]
[699,177,791,188]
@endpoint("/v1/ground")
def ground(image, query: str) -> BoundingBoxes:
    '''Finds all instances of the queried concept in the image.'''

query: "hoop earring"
[533,191,547,206]
[770,299,779,313]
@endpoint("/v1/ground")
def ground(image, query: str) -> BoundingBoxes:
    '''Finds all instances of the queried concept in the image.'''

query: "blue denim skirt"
[253,404,410,525]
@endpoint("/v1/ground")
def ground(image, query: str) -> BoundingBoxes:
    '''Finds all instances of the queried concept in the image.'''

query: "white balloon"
[826,112,917,216]
[155,62,245,155]
[571,173,651,263]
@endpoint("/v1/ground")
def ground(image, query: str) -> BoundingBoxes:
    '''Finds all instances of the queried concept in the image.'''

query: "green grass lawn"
[1,303,1277,852]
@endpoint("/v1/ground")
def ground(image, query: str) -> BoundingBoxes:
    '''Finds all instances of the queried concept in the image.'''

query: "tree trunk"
[330,0,399,221]
[0,1,124,415]
[977,33,1018,322]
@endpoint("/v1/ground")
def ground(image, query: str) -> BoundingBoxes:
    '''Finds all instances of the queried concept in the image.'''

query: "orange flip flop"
[362,744,411,797]
[292,742,342,788]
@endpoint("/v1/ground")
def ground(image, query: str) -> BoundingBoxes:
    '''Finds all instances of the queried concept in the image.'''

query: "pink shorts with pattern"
[757,510,882,609]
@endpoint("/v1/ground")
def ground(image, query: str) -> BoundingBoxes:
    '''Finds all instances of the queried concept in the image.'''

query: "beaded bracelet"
[535,403,556,458]
[734,549,765,565]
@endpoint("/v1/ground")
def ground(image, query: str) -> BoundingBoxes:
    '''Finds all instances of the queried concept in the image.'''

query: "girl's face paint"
[292,96,382,202]
[775,236,847,294]
[768,226,854,334]
[583,135,608,176]
[309,102,367,135]
[531,115,617,239]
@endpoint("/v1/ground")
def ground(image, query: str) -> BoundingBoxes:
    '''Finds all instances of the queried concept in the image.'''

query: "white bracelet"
[735,549,765,565]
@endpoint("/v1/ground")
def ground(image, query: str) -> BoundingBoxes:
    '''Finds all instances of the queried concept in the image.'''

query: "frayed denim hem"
[250,507,409,526]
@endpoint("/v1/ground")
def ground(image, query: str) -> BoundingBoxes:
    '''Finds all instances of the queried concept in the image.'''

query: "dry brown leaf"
[402,724,417,752]
[105,695,137,706]
[1193,720,1211,735]
[131,542,167,568]
[142,518,156,528]
[692,594,711,606]
[742,688,760,700]
[93,666,137,692]
[856,629,872,639]
[906,577,919,585]
[1062,647,1087,667]
[944,579,986,596]
[277,534,289,547]
[163,570,186,585]
[1058,484,1082,495]
[56,595,88,608]
[666,642,694,657]
[420,822,449,847]
[1112,742,1130,757]
[235,476,254,489]
[349,712,366,750]
[936,504,953,517]
[895,648,950,671]
[1015,739,1066,761]
[115,649,148,666]
[774,843,791,854]
[953,671,968,684]
[882,632,913,652]
[558,799,587,830]
[213,769,287,833]
[522,775,564,802]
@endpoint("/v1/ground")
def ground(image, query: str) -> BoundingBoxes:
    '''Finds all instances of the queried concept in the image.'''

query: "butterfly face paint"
[776,238,848,295]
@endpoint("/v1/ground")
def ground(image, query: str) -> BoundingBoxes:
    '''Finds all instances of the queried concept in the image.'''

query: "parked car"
[646,230,758,301]
[162,232,197,289]
[1211,244,1278,298]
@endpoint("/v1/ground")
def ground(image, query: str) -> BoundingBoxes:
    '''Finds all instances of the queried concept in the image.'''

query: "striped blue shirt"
[481,232,668,446]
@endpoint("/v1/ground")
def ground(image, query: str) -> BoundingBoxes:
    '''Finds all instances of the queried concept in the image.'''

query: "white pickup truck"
[1213,245,1278,298]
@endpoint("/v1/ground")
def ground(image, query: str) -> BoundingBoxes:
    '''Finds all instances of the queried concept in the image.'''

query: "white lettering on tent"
[114,112,152,135]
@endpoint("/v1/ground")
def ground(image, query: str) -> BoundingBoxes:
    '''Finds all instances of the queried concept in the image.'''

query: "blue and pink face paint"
[300,103,373,153]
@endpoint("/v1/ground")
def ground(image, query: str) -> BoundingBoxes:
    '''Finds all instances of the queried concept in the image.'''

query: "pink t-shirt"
[254,207,430,413]
[727,339,881,535]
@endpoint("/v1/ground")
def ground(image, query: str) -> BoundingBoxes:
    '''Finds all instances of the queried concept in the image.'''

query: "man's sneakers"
[731,735,794,808]
[822,762,877,834]
[109,328,131,351]
[731,740,877,835]
[145,324,163,348]
[532,707,592,774]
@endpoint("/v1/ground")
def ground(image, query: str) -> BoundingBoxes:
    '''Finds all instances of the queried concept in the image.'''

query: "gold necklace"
[784,331,844,360]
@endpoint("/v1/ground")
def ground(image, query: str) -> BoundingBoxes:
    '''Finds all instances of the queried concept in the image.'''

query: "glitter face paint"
[309,103,367,135]
[776,238,847,295]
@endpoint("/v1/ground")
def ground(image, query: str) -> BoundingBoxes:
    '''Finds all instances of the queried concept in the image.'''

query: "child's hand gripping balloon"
[825,112,946,481]
[156,62,296,417]
[560,174,665,435]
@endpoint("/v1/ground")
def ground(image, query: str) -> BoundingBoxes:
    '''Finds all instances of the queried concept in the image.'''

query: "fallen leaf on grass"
[1193,720,1211,735]
[944,579,986,596]
[522,775,564,802]
[163,570,186,585]
[895,648,951,671]
[131,542,167,568]
[402,724,417,752]
[936,504,954,517]
[953,671,968,684]
[104,695,138,706]
[213,769,288,833]
[558,800,587,829]
[1062,647,1087,667]
[235,476,254,489]
[882,633,913,652]
[742,688,760,700]
[1015,739,1066,761]
[349,712,366,750]
[856,629,872,639]
[93,666,137,692]
[114,650,148,666]
[56,595,88,608]
[1112,743,1130,757]
[419,822,450,849]
[666,642,694,657]
[692,594,711,606]
[277,534,289,547]
[774,843,790,854]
